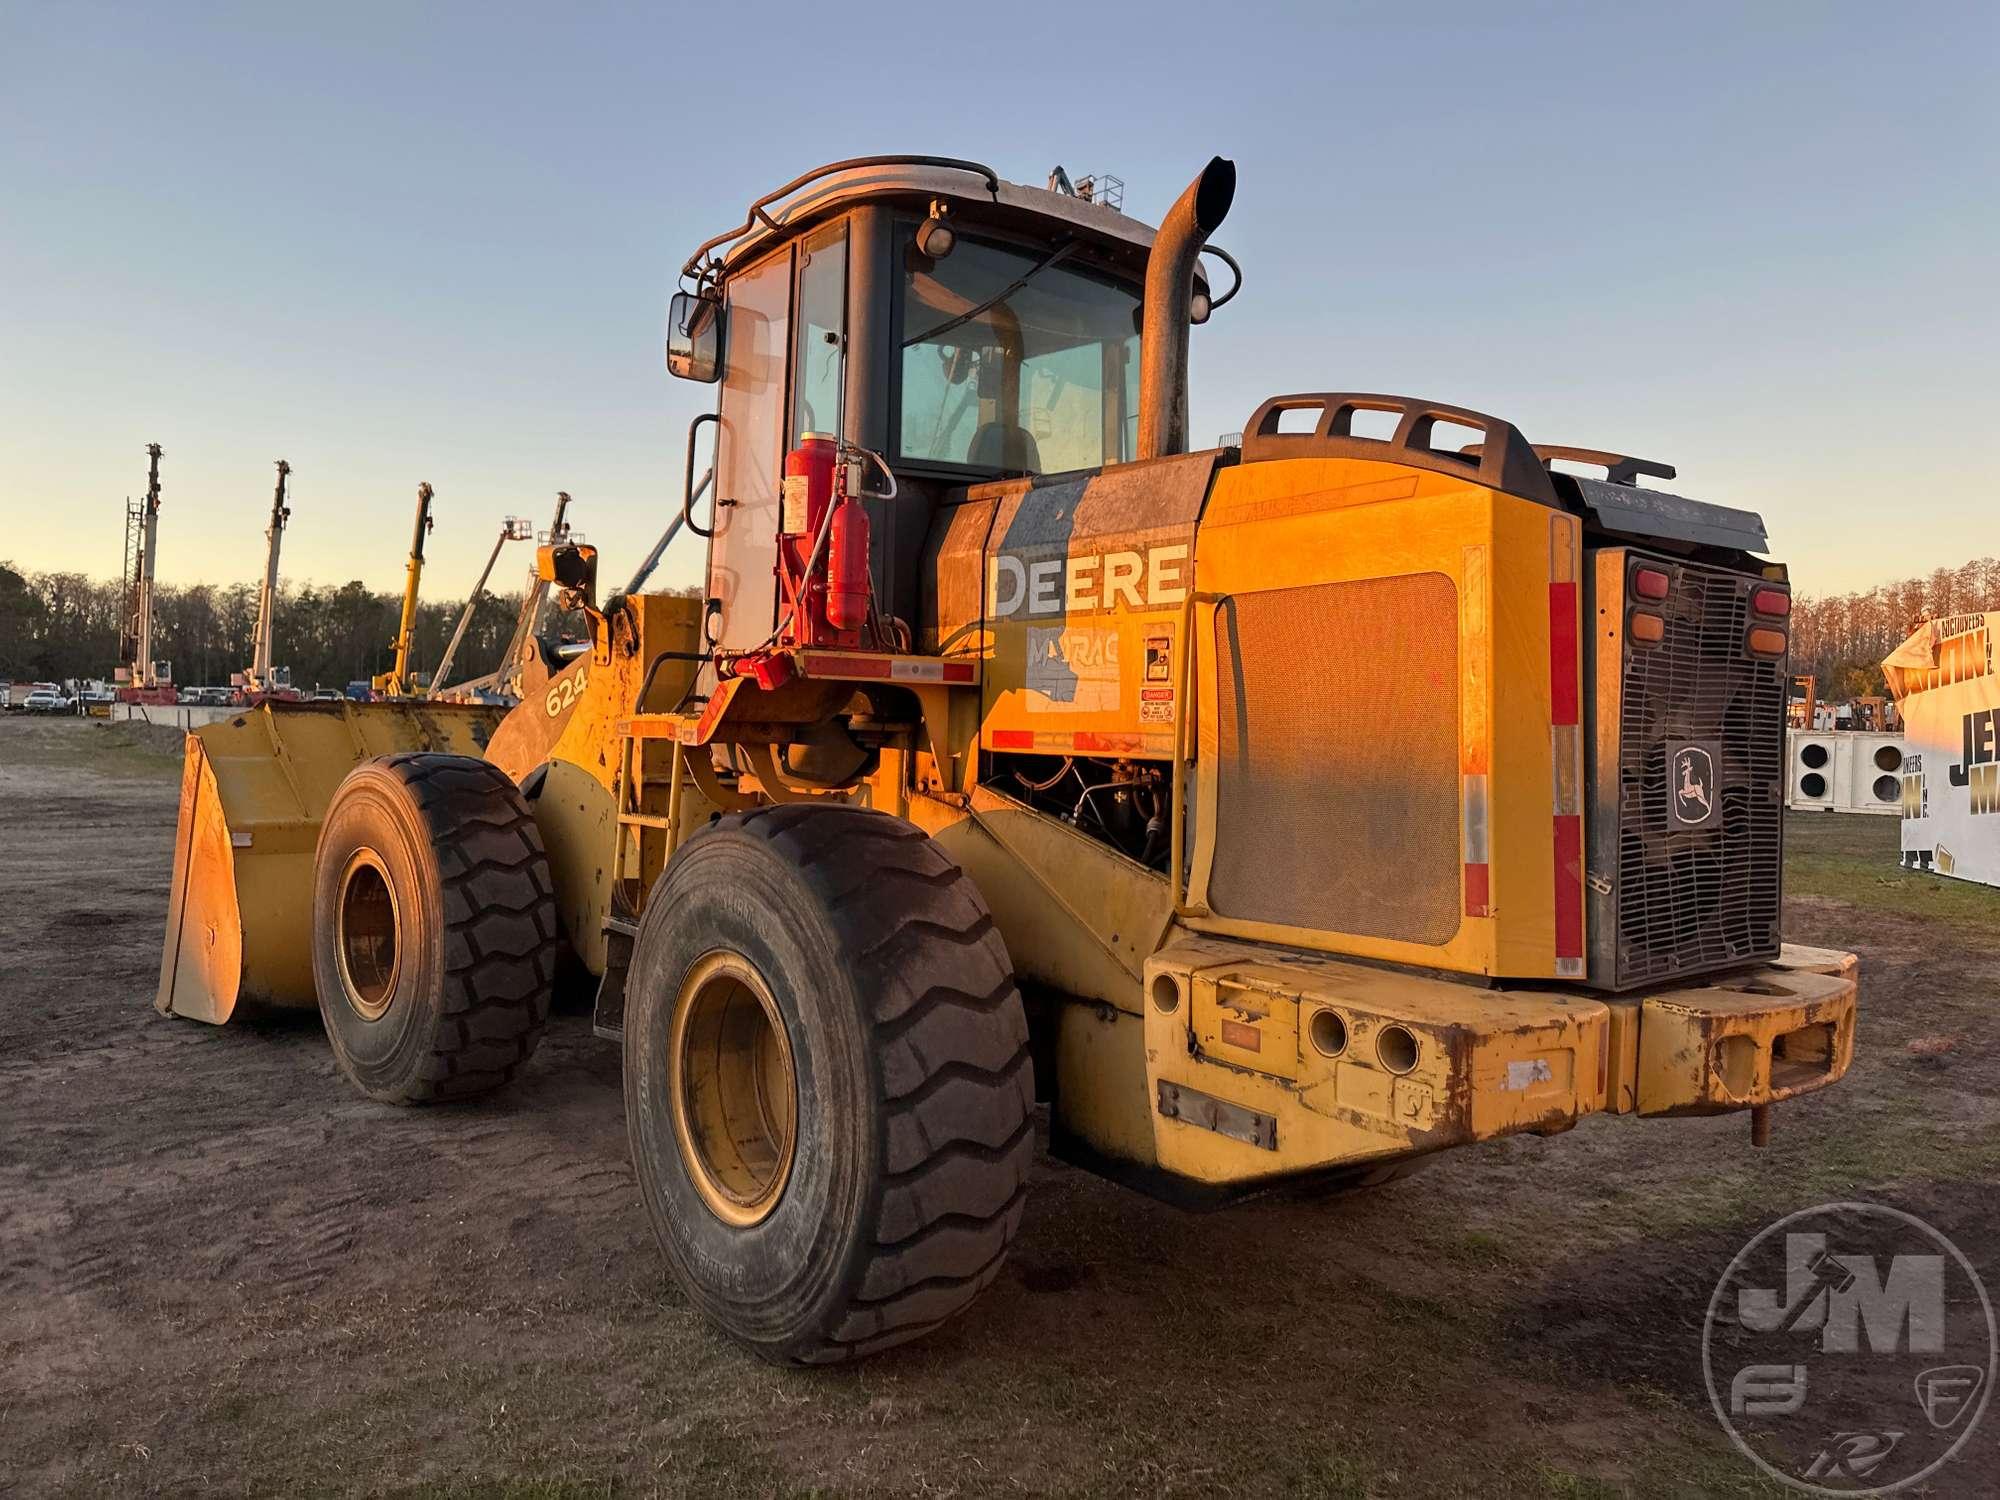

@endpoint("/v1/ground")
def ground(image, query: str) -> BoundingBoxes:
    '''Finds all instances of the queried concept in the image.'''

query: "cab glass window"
[792,222,847,442]
[899,233,1140,474]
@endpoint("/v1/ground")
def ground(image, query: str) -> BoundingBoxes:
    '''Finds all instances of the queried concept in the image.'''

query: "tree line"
[1791,557,2000,702]
[6,552,1995,704]
[0,561,532,690]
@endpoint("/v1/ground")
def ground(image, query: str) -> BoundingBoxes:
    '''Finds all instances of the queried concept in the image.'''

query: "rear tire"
[624,803,1033,1365]
[312,753,560,1103]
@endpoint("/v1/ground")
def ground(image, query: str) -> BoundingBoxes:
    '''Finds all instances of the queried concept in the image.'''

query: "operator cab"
[666,156,1222,653]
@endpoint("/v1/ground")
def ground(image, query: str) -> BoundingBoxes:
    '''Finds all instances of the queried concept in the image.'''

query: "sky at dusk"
[2,1,1993,600]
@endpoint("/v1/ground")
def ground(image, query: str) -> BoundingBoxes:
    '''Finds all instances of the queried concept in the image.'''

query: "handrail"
[681,155,1001,283]
[685,411,721,538]
[1240,392,1557,506]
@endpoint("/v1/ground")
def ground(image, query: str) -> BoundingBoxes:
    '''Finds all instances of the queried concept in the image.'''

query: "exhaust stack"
[1136,156,1236,462]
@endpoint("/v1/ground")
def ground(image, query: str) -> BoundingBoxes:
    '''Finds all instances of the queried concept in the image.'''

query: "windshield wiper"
[903,241,1079,347]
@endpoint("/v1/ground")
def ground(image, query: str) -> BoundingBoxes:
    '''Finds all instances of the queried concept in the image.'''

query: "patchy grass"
[1785,810,2000,930]
[5,778,1996,1496]
[0,713,185,776]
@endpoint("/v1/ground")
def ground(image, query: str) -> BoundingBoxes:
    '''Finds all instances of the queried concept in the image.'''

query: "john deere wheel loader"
[158,153,1859,1364]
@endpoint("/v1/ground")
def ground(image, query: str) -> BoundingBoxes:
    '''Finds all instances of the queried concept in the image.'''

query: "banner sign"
[1885,612,2000,887]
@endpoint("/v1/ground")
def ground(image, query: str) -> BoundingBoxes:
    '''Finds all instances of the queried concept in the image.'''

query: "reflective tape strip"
[1463,773,1490,863]
[1464,862,1492,919]
[1548,582,1579,726]
[1553,813,1584,970]
[1551,723,1580,816]
[797,652,977,684]
[1550,516,1585,970]
[1073,731,1147,754]
[1463,772,1492,917]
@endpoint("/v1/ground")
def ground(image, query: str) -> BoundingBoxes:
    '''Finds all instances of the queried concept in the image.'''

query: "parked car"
[24,687,70,714]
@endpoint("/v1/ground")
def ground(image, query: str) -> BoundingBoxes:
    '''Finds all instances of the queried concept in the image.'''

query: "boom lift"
[430,513,534,697]
[371,483,435,698]
[119,443,171,702]
[457,492,589,706]
[157,154,1860,1366]
[244,460,293,696]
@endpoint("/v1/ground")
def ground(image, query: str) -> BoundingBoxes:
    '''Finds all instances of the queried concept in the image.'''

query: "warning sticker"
[1139,685,1175,725]
[780,475,809,535]
[1144,633,1173,682]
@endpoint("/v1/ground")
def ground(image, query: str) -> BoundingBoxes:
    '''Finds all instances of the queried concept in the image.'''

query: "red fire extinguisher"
[826,476,871,633]
[776,434,872,646]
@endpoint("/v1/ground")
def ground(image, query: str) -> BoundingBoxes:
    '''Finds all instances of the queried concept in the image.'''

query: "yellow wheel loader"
[158,153,1859,1365]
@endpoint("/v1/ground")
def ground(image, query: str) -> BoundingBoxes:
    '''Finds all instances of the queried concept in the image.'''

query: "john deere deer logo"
[1671,743,1718,828]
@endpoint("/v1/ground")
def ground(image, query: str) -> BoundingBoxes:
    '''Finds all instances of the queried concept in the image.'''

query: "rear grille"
[1589,551,1786,988]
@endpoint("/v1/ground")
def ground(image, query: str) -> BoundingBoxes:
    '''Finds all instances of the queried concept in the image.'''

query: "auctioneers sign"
[1884,611,2000,887]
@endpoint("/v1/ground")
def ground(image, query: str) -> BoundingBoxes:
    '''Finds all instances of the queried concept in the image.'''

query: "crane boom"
[373,483,434,697]
[248,460,292,692]
[483,490,573,701]
[431,514,533,697]
[134,444,164,691]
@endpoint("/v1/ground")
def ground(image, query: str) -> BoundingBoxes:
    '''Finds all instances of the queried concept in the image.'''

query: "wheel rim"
[668,951,798,1227]
[335,849,401,1022]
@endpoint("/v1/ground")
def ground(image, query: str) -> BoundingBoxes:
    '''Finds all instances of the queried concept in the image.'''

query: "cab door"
[706,244,790,651]
[706,220,848,651]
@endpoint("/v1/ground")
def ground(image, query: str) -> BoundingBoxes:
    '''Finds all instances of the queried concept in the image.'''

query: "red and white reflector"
[1550,518,1584,979]
[1463,772,1491,918]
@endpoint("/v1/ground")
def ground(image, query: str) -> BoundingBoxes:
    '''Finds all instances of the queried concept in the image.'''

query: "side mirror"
[666,291,723,383]
[537,542,599,606]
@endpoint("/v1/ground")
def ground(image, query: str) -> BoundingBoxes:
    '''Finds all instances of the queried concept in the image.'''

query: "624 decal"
[545,665,586,718]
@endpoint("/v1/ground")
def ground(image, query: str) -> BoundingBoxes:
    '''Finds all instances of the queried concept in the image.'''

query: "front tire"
[624,804,1033,1364]
[312,753,560,1103]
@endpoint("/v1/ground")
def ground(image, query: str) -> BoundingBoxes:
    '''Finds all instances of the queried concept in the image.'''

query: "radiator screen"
[1609,555,1786,986]
[1209,574,1461,944]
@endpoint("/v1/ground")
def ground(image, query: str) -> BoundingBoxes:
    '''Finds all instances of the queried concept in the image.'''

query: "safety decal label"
[1503,1057,1554,1091]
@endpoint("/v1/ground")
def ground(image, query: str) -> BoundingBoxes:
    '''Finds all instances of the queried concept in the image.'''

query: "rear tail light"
[1747,626,1787,656]
[1632,567,1671,600]
[1752,588,1790,617]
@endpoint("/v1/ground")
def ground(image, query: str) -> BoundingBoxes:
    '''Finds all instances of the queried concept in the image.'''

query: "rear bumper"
[1138,937,1857,1189]
[1615,944,1858,1116]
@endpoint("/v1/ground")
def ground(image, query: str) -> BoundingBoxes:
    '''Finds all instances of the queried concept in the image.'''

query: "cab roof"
[684,155,1197,287]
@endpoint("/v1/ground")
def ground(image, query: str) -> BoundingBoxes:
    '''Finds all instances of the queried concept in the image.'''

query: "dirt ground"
[2,714,1994,1498]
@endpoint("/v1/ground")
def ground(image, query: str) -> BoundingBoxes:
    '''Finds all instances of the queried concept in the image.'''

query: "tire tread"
[697,805,1033,1364]
[330,753,560,1103]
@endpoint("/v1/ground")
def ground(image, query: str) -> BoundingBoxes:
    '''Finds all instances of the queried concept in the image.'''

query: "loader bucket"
[156,700,508,1024]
